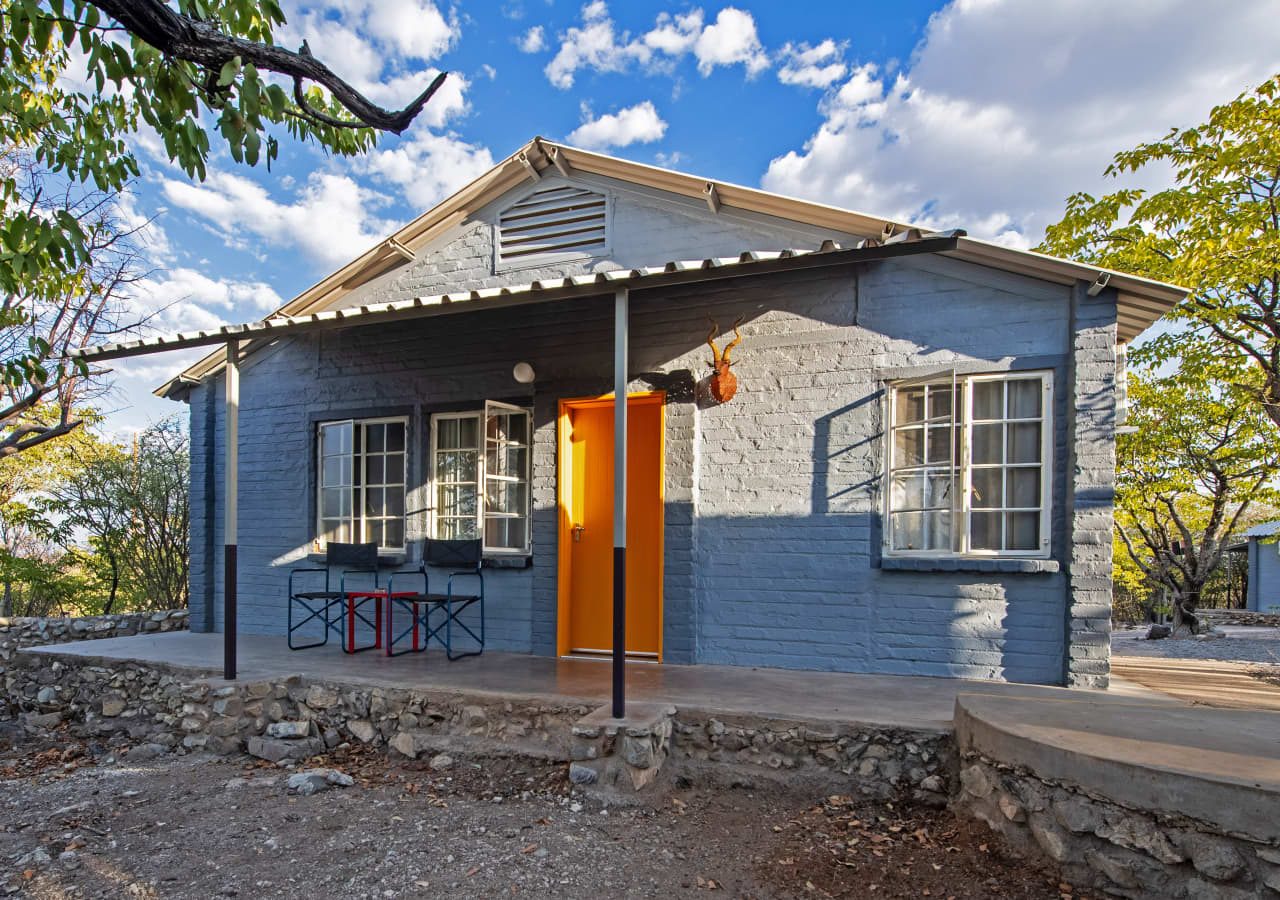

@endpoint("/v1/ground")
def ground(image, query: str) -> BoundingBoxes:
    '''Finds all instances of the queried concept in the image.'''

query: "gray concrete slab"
[18,632,1163,733]
[955,692,1280,843]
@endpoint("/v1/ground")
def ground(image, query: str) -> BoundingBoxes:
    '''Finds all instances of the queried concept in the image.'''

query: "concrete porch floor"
[27,631,1160,732]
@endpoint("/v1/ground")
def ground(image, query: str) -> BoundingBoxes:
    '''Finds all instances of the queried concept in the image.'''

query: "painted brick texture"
[184,179,1115,684]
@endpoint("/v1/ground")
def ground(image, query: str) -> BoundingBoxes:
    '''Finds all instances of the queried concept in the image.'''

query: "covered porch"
[17,630,1088,732]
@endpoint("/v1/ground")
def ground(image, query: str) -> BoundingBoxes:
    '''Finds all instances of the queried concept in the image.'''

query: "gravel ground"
[1112,624,1280,665]
[0,727,1078,899]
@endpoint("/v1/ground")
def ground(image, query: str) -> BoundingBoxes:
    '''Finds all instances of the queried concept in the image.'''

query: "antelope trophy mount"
[705,315,745,404]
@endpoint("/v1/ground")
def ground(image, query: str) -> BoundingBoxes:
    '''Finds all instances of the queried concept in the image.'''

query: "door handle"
[572,524,586,542]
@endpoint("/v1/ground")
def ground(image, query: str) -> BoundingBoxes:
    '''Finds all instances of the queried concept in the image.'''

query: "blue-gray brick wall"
[183,176,1117,684]
[1247,538,1280,613]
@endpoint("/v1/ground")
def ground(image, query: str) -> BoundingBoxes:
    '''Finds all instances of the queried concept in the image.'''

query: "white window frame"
[315,415,409,552]
[883,371,1053,559]
[429,404,533,556]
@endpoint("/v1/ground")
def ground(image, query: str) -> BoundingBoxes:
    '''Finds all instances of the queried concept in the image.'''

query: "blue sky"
[106,0,1280,434]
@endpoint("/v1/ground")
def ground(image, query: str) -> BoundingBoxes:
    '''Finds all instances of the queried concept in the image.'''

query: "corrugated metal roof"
[70,231,961,366]
[1243,520,1280,538]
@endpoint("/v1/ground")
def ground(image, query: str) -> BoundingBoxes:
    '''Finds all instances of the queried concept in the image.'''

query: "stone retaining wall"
[1201,609,1280,628]
[0,612,187,705]
[955,755,1280,898]
[4,647,956,802]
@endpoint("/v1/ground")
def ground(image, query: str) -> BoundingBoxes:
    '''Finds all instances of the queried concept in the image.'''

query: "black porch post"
[223,342,239,680]
[612,287,628,718]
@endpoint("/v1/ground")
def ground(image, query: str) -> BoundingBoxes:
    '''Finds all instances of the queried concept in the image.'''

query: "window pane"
[896,388,926,425]
[486,481,527,516]
[894,427,924,466]
[365,488,385,518]
[487,446,528,479]
[366,520,383,548]
[439,484,478,518]
[926,472,955,509]
[1009,468,1040,508]
[925,510,951,551]
[322,488,344,519]
[973,382,1002,420]
[385,487,405,518]
[1006,512,1039,550]
[972,423,1003,464]
[891,472,925,511]
[1008,379,1042,418]
[321,422,352,455]
[385,453,405,485]
[437,417,480,450]
[438,516,478,539]
[366,423,385,453]
[926,425,953,463]
[891,511,924,550]
[485,517,527,550]
[1007,423,1041,464]
[928,387,952,421]
[970,511,1000,550]
[437,450,478,483]
[386,423,405,452]
[384,519,405,549]
[971,468,1002,509]
[365,455,385,486]
[322,456,347,488]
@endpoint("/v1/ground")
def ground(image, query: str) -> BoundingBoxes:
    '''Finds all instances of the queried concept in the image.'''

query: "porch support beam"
[223,341,240,680]
[612,287,628,718]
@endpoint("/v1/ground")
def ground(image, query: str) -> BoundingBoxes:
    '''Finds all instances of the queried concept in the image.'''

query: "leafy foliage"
[1040,74,1280,424]
[1113,362,1279,628]
[0,417,188,615]
[1,0,448,454]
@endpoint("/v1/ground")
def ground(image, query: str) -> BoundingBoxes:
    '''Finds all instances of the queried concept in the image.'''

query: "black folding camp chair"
[385,539,484,660]
[287,542,381,652]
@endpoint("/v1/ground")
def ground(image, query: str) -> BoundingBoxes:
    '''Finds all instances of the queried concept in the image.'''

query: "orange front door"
[559,394,664,658]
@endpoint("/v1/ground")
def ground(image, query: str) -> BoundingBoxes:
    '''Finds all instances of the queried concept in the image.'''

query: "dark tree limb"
[86,0,449,134]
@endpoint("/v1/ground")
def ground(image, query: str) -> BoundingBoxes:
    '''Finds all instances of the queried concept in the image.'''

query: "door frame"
[556,391,666,659]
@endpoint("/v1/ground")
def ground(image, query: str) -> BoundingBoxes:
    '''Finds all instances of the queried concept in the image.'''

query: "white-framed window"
[885,371,1053,558]
[316,417,408,551]
[430,401,531,554]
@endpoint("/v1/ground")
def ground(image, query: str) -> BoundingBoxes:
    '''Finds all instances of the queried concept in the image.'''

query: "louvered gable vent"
[497,185,607,263]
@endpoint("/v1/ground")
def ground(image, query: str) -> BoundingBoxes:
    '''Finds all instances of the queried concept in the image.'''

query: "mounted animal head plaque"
[705,315,745,404]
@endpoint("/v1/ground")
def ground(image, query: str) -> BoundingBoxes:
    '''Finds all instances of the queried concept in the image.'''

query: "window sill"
[307,552,406,567]
[483,555,532,570]
[880,557,1059,575]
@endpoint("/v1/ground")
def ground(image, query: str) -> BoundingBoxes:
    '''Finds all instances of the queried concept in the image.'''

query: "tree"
[43,418,190,611]
[1040,74,1280,427]
[1114,362,1280,634]
[1,0,451,453]
[0,152,147,456]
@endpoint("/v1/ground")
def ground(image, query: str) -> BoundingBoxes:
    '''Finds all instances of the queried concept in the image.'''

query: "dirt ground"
[0,726,1081,899]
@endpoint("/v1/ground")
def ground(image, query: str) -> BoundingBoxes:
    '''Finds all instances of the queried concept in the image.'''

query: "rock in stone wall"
[0,611,188,691]
[671,713,954,803]
[955,756,1280,898]
[4,649,590,761]
[1201,610,1280,628]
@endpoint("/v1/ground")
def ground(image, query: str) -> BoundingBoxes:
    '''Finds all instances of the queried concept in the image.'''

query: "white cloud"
[692,7,768,77]
[518,24,546,53]
[568,101,668,150]
[544,3,768,89]
[545,2,650,89]
[162,171,396,268]
[777,39,847,89]
[763,0,1280,248]
[358,131,496,210]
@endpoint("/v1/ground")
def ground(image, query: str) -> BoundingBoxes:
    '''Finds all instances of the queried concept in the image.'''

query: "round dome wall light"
[513,362,536,384]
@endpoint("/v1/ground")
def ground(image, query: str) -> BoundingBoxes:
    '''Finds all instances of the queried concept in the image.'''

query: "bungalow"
[79,139,1185,692]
